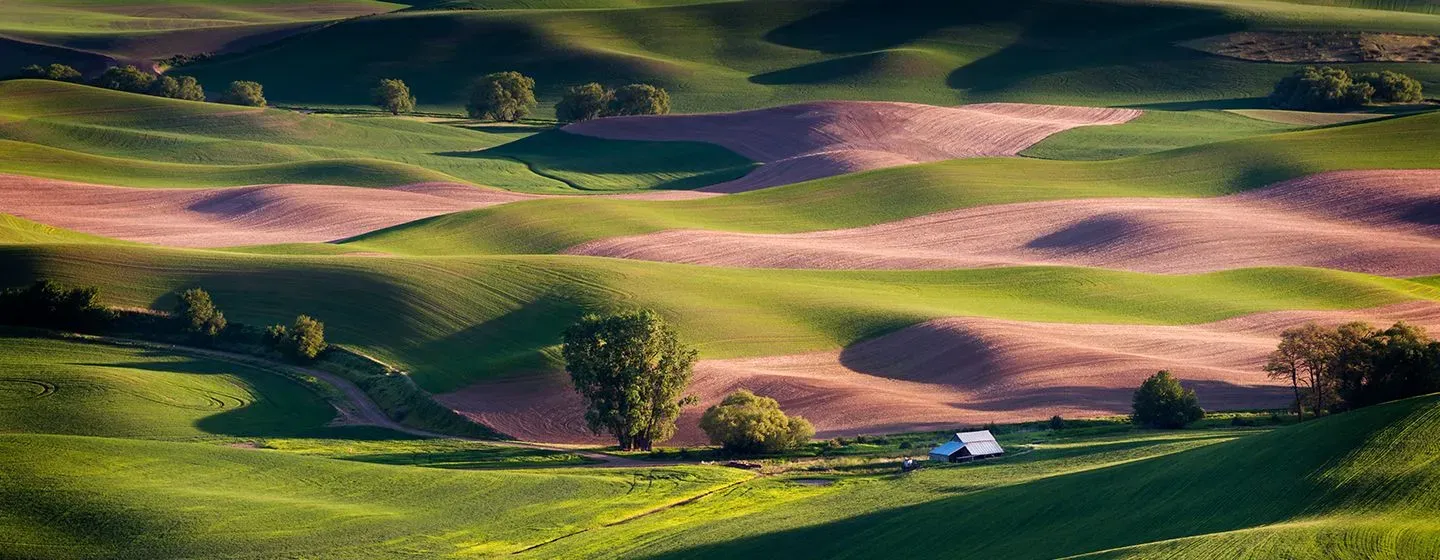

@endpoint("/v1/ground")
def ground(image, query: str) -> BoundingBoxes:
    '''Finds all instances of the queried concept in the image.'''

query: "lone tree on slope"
[699,389,814,454]
[1131,370,1204,429]
[372,78,416,115]
[562,310,697,451]
[467,71,536,122]
[173,287,227,340]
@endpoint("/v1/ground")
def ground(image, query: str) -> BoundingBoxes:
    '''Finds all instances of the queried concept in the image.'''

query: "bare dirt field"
[567,170,1440,277]
[1183,31,1440,63]
[563,101,1142,192]
[437,302,1440,444]
[0,174,719,248]
[0,174,539,247]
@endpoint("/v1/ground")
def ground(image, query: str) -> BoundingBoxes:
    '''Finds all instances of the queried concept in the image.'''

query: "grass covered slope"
[177,0,1440,112]
[0,80,755,192]
[0,434,747,559]
[347,109,1440,255]
[0,334,337,438]
[555,394,1440,559]
[2,244,1438,392]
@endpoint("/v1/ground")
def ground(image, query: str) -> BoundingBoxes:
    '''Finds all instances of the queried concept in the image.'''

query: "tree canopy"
[699,389,814,454]
[467,71,536,122]
[1268,66,1424,111]
[20,63,81,82]
[150,75,205,101]
[221,80,267,107]
[1131,370,1204,428]
[372,78,416,115]
[93,65,155,94]
[267,315,326,361]
[608,83,672,117]
[173,288,227,339]
[1356,70,1424,104]
[0,280,113,333]
[555,82,613,123]
[562,310,697,451]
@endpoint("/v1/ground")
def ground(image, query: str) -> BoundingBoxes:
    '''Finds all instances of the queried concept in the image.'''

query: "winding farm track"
[566,170,1440,276]
[564,101,1142,192]
[439,301,1440,445]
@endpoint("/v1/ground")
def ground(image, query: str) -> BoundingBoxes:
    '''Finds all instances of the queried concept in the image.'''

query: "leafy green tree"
[1131,370,1204,428]
[94,65,155,93]
[699,389,814,454]
[149,75,205,101]
[555,82,612,122]
[173,288,227,338]
[220,80,267,107]
[607,83,671,116]
[0,280,113,333]
[467,71,536,122]
[372,78,416,115]
[1268,66,1373,111]
[562,310,697,451]
[20,63,82,82]
[1264,322,1339,419]
[1356,70,1424,104]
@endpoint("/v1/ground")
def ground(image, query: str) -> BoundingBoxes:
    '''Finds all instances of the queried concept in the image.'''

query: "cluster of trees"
[555,82,671,122]
[17,63,267,106]
[460,71,671,122]
[0,280,114,333]
[1269,66,1424,111]
[1131,370,1206,428]
[1266,321,1440,419]
[170,287,326,361]
[562,309,813,453]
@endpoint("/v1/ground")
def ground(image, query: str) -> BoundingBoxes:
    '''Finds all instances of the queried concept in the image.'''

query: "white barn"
[928,430,1005,462]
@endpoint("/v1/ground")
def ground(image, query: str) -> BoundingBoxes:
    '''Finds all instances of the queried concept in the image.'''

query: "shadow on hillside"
[763,0,1014,54]
[412,291,591,389]
[646,414,1356,559]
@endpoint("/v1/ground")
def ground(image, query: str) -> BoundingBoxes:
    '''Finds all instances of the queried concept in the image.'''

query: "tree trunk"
[635,434,653,452]
[1292,376,1304,422]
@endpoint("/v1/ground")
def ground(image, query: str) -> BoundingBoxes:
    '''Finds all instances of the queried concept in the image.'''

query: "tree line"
[0,280,326,363]
[372,71,672,122]
[18,63,268,107]
[1266,321,1440,419]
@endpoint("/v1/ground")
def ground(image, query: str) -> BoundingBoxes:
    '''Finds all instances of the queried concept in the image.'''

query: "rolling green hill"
[0,80,754,192]
[174,0,1440,113]
[2,242,1437,392]
[0,334,338,438]
[347,109,1440,255]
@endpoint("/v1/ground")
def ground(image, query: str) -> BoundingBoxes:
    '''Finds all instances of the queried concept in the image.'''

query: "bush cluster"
[0,281,114,333]
[699,389,815,454]
[1267,321,1440,417]
[263,314,327,361]
[15,62,274,106]
[555,82,671,122]
[1131,370,1205,428]
[1269,66,1424,111]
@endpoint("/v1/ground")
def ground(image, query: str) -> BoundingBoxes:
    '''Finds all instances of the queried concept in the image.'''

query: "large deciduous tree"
[562,310,697,451]
[467,71,536,122]
[1264,322,1338,419]
[372,78,416,115]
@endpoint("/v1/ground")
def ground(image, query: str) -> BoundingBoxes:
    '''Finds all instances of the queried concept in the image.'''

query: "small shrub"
[1048,415,1065,430]
[172,288,227,339]
[555,82,613,123]
[898,441,913,450]
[1131,370,1205,429]
[221,80,267,107]
[372,78,416,115]
[699,389,815,454]
[265,315,327,361]
[467,71,536,122]
[20,63,82,82]
[607,83,671,116]
[93,65,155,93]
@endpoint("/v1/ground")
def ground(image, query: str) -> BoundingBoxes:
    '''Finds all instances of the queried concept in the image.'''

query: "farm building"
[928,430,1005,462]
